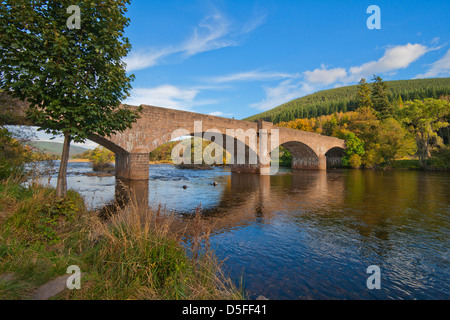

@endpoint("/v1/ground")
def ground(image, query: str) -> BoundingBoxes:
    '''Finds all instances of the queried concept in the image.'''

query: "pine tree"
[372,75,394,119]
[397,94,403,107]
[356,78,373,110]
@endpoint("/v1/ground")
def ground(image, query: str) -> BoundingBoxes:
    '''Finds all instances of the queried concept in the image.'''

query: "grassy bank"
[0,174,243,300]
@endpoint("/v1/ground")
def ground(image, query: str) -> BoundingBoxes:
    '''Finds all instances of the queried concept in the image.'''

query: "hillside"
[244,78,450,123]
[26,141,89,156]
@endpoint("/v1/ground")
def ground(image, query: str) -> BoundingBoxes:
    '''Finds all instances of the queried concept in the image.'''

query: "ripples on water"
[36,162,450,300]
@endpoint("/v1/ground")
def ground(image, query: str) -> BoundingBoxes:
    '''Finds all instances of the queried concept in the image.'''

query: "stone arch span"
[2,98,346,178]
[70,105,345,179]
[279,140,323,170]
[151,129,262,173]
[87,134,128,154]
[325,146,345,168]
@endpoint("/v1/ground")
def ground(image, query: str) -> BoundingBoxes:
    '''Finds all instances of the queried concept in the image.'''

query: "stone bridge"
[87,105,346,180]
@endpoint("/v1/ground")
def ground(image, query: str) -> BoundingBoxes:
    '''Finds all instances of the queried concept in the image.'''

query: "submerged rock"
[85,172,114,177]
[176,163,212,170]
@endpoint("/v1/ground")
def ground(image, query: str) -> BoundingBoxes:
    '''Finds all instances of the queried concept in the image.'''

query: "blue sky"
[24,0,450,147]
[120,0,450,119]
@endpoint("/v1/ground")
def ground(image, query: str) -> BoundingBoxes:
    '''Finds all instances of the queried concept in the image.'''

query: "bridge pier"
[115,147,150,180]
[230,164,266,174]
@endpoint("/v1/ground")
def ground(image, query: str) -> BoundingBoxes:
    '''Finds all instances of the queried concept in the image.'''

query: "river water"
[36,161,450,300]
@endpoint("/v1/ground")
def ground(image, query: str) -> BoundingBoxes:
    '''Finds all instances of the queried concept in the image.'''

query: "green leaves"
[371,76,395,119]
[0,0,138,197]
[0,0,139,142]
[399,98,450,166]
[356,78,373,109]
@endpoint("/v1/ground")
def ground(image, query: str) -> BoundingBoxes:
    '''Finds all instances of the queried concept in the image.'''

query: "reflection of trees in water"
[103,169,450,299]
[107,170,345,235]
[176,171,346,237]
[298,169,450,260]
[106,169,449,260]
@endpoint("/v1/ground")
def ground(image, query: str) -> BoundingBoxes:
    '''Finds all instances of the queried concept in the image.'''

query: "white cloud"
[124,84,219,111]
[240,11,267,34]
[182,13,235,57]
[347,43,429,81]
[208,70,298,83]
[124,48,175,72]
[415,49,450,78]
[124,9,266,72]
[299,43,430,86]
[431,37,440,45]
[250,80,316,111]
[208,111,233,117]
[303,65,347,85]
[251,43,432,112]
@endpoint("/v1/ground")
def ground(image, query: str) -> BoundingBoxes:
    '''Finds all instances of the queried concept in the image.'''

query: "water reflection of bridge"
[114,170,346,235]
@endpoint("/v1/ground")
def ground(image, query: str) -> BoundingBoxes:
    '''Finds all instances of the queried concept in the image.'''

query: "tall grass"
[0,173,93,297]
[74,199,242,300]
[0,171,243,300]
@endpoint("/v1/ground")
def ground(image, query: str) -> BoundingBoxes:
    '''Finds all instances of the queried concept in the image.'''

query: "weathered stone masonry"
[88,105,346,180]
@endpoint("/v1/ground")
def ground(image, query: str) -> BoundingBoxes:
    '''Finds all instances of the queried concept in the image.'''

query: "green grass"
[0,175,243,300]
[0,177,93,297]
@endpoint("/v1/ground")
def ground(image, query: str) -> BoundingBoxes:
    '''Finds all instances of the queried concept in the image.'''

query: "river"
[33,161,450,300]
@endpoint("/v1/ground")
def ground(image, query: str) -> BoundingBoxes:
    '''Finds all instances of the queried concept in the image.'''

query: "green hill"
[244,78,450,123]
[26,141,89,156]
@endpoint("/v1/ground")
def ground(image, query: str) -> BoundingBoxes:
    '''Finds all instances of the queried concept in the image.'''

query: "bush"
[339,132,365,167]
[2,182,86,245]
[429,146,450,170]
[349,154,362,168]
[83,147,115,172]
[0,128,33,179]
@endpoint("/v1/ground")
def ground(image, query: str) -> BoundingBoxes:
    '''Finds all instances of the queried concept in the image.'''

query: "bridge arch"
[88,134,128,154]
[325,146,345,168]
[275,140,322,170]
[149,129,261,170]
[53,105,345,178]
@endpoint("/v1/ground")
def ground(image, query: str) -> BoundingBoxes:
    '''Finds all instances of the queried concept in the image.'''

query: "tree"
[0,127,33,179]
[375,118,416,164]
[322,114,338,136]
[371,75,394,119]
[348,154,362,169]
[399,98,450,167]
[0,0,140,196]
[338,132,365,168]
[86,146,115,172]
[397,94,404,107]
[356,78,373,110]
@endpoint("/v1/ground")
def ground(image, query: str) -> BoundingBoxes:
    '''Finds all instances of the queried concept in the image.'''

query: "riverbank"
[0,174,243,300]
[70,158,448,172]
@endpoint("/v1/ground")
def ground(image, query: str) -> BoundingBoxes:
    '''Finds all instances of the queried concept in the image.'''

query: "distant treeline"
[276,76,450,169]
[245,78,450,123]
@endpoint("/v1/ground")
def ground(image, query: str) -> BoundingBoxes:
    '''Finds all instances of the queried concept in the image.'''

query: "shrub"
[349,154,362,168]
[84,147,115,172]
[0,128,33,180]
[429,146,450,170]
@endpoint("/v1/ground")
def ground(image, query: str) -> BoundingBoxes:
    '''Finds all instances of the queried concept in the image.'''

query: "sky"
[121,0,450,119]
[24,0,450,146]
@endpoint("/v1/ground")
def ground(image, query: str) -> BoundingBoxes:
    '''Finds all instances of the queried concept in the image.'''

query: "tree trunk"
[447,125,450,144]
[417,133,426,168]
[56,132,71,197]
